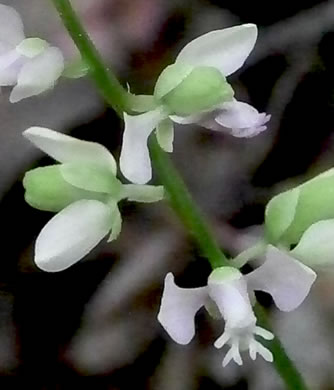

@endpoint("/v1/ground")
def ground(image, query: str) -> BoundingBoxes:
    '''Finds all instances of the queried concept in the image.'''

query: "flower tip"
[34,255,65,273]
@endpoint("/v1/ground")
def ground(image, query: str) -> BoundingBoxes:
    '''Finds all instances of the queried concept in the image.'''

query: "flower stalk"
[50,0,310,388]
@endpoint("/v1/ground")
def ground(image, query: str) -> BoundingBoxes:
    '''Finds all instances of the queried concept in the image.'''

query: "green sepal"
[129,94,157,113]
[60,162,122,198]
[156,119,174,152]
[121,184,164,203]
[291,219,334,267]
[154,63,194,101]
[23,165,106,212]
[62,57,89,79]
[265,168,334,245]
[158,65,234,116]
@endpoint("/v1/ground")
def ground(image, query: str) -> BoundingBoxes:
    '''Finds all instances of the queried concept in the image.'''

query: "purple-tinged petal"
[0,5,25,47]
[214,100,270,138]
[246,245,316,312]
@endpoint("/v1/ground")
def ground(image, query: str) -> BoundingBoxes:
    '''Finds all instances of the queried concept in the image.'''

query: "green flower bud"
[23,165,107,212]
[155,64,234,116]
[265,168,334,245]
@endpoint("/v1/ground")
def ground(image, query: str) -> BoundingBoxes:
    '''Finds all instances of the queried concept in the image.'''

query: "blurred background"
[1,0,334,388]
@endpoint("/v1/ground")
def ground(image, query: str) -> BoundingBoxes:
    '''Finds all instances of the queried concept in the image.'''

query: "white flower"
[120,24,270,184]
[158,267,274,367]
[0,4,64,102]
[23,127,164,272]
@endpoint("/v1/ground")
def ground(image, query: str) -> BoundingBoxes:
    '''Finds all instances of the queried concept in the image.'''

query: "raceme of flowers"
[120,24,271,184]
[23,127,164,272]
[11,1,334,370]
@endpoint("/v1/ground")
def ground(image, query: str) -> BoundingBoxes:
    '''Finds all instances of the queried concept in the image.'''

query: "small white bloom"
[23,127,164,272]
[120,24,270,184]
[158,268,273,367]
[0,4,64,102]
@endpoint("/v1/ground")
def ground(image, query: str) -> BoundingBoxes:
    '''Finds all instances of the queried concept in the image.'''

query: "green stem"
[150,137,227,268]
[255,305,309,390]
[52,0,130,116]
[50,1,310,389]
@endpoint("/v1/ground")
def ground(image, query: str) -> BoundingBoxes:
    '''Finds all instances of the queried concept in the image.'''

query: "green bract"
[265,168,334,245]
[155,64,234,116]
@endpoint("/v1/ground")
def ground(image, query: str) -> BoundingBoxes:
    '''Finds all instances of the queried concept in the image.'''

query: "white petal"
[255,326,274,340]
[0,5,25,47]
[214,332,230,349]
[23,127,117,174]
[0,49,21,72]
[253,341,273,363]
[176,24,257,76]
[214,100,270,138]
[0,50,23,85]
[35,200,112,272]
[246,245,316,312]
[208,268,256,329]
[120,108,166,184]
[157,273,208,345]
[10,46,64,102]
[222,342,243,367]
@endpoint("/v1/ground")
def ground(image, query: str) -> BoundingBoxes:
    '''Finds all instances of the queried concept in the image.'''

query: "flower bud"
[155,64,234,116]
[23,165,106,212]
[265,168,334,245]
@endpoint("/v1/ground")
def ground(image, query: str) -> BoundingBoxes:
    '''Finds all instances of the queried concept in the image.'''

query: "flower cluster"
[23,127,164,272]
[9,2,332,371]
[119,24,270,184]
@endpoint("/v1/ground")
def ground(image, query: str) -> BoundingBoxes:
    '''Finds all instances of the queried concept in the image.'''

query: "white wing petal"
[0,5,25,47]
[157,273,208,345]
[34,200,112,272]
[246,245,316,312]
